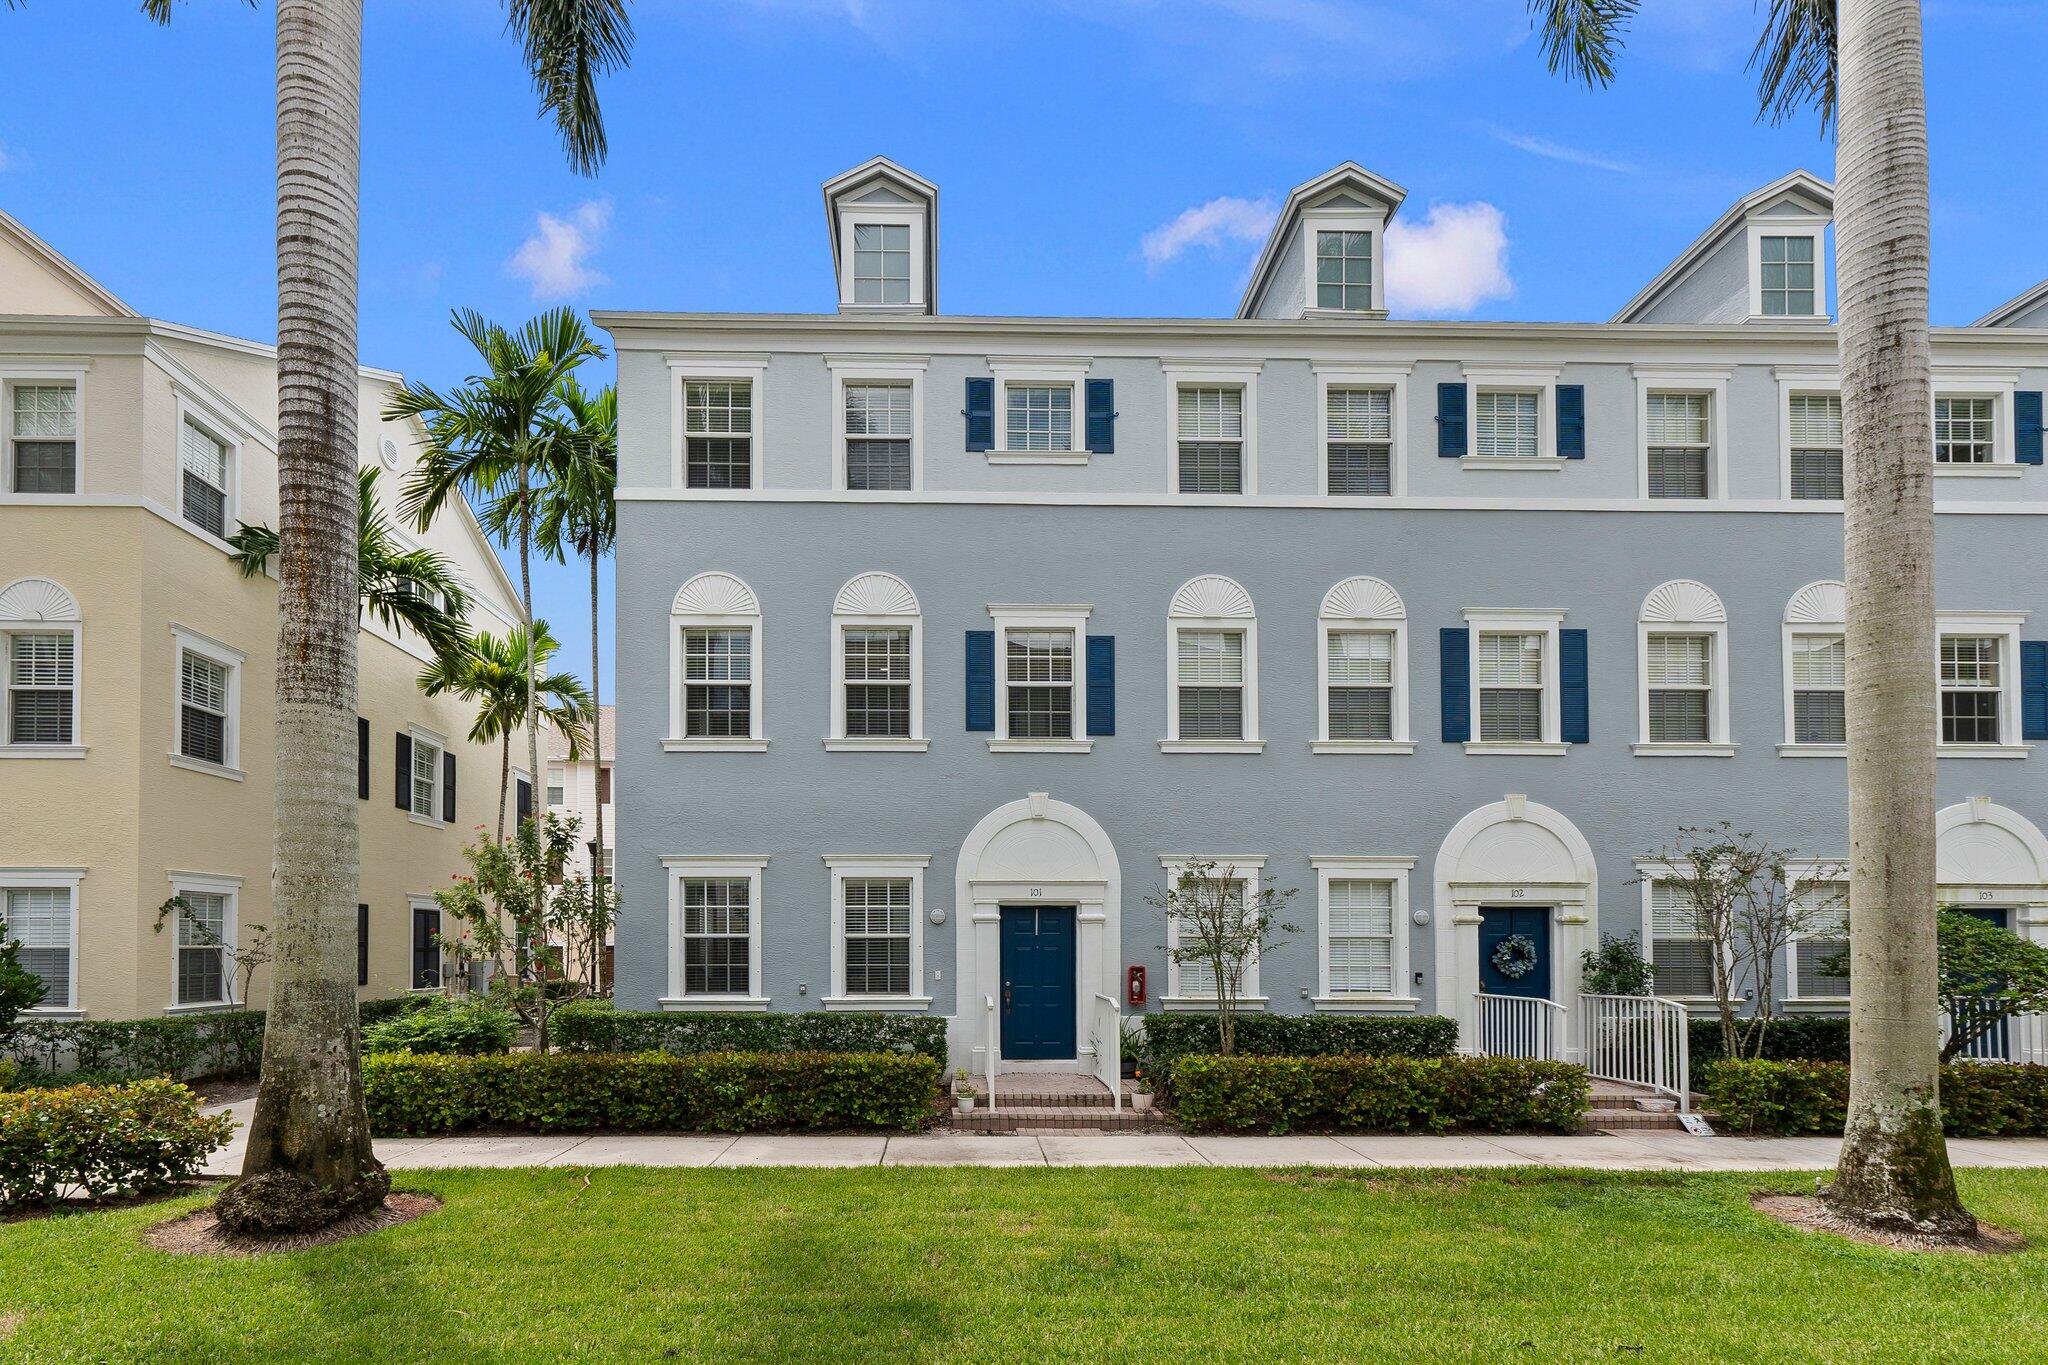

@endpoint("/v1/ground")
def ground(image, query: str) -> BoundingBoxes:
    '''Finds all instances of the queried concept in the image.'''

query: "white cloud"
[1140,196,1277,270]
[1386,202,1513,316]
[507,199,612,301]
[1485,126,1634,174]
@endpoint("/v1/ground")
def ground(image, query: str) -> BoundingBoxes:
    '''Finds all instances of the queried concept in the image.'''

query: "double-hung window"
[1646,880,1716,998]
[178,649,232,767]
[1790,635,1847,746]
[845,382,913,490]
[1326,631,1394,741]
[1477,632,1544,742]
[679,877,753,997]
[852,223,911,304]
[1176,386,1244,494]
[411,902,445,989]
[1005,630,1075,740]
[842,878,911,995]
[1790,882,1850,1000]
[179,417,232,539]
[1326,387,1392,495]
[1474,390,1539,459]
[1326,880,1394,994]
[1314,230,1373,311]
[1758,235,1817,316]
[668,573,765,750]
[1165,576,1260,751]
[546,766,565,807]
[173,889,230,1006]
[1006,385,1071,452]
[7,630,74,746]
[1788,394,1843,500]
[1934,395,1995,465]
[410,735,442,819]
[1171,877,1243,998]
[682,630,752,738]
[1645,634,1712,743]
[1162,857,1265,1004]
[1645,392,1709,499]
[843,628,911,738]
[10,384,76,493]
[1175,631,1245,741]
[830,572,923,750]
[1315,576,1409,752]
[684,380,753,489]
[7,883,74,1010]
[1940,635,2002,745]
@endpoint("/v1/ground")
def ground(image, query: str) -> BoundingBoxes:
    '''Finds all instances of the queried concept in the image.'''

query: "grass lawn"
[6,1167,2048,1362]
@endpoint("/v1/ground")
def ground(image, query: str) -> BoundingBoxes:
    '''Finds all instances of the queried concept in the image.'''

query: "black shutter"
[442,750,457,823]
[357,716,370,800]
[517,776,533,829]
[1084,378,1116,454]
[394,732,412,811]
[357,903,370,987]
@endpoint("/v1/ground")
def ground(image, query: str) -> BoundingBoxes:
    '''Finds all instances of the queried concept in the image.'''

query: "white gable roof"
[1611,169,1833,323]
[1975,278,2048,328]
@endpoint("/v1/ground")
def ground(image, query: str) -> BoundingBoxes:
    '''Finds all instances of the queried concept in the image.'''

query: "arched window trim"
[0,576,84,758]
[1780,579,1845,757]
[826,571,926,751]
[1633,579,1735,756]
[1313,575,1413,753]
[1162,575,1262,753]
[666,572,767,752]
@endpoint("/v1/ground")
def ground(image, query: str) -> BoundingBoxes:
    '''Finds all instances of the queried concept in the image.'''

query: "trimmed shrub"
[1703,1058,2048,1137]
[359,995,435,1027]
[551,1002,948,1068]
[363,999,517,1056]
[6,1012,267,1082]
[0,1079,234,1208]
[1139,1014,1458,1094]
[1171,1054,1589,1135]
[365,1050,939,1135]
[1687,1016,1851,1065]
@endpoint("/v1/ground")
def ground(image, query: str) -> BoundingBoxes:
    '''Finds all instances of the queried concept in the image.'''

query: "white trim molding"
[1460,365,1562,467]
[1163,359,1262,496]
[822,854,934,1011]
[1312,364,1409,497]
[1779,579,1847,756]
[1311,856,1419,1011]
[667,572,768,752]
[4,865,84,1015]
[1931,369,2023,476]
[1632,367,1731,500]
[987,603,1093,753]
[1937,609,2031,757]
[1745,216,1831,323]
[664,353,768,492]
[165,869,243,1010]
[1462,607,1567,755]
[0,575,84,759]
[826,354,927,492]
[985,356,1093,464]
[826,571,926,751]
[1633,579,1735,756]
[0,364,87,497]
[172,393,245,550]
[1159,854,1269,1011]
[1313,576,1412,753]
[168,624,247,780]
[1163,575,1262,753]
[660,855,771,1011]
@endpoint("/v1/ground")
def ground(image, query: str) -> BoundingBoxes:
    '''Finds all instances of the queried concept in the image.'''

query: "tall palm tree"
[1528,0,1969,1234]
[536,378,617,902]
[390,310,605,852]
[26,0,634,1234]
[228,465,473,658]
[419,623,595,844]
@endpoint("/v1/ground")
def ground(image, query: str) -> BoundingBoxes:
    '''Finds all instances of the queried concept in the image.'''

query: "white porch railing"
[1091,992,1123,1112]
[1474,992,1569,1061]
[1578,993,1690,1111]
[982,993,999,1112]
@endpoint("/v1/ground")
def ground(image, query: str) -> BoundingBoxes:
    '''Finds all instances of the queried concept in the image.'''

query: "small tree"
[1580,932,1655,997]
[432,812,588,1052]
[1934,910,2048,1061]
[0,916,47,1042]
[551,873,617,995]
[154,896,274,1010]
[1638,824,1843,1061]
[1149,859,1297,1056]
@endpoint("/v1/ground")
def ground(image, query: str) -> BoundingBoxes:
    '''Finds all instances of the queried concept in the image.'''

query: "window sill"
[0,744,86,760]
[1161,995,1268,1013]
[170,753,246,781]
[1311,995,1420,1013]
[1311,739,1417,755]
[1303,306,1389,322]
[1778,743,1846,758]
[820,995,934,1012]
[24,1007,84,1020]
[1782,997,1850,1014]
[1939,743,2031,759]
[1933,464,2023,478]
[1745,313,1829,325]
[662,738,771,753]
[658,995,772,1013]
[984,450,1090,466]
[1159,739,1266,754]
[164,1001,238,1016]
[1461,456,1566,471]
[1462,741,1568,757]
[1631,742,1738,758]
[823,737,930,753]
[988,739,1093,754]
[407,812,448,830]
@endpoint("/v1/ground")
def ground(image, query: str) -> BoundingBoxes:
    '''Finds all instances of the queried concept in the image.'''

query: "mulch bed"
[1751,1193,2026,1254]
[143,1192,439,1257]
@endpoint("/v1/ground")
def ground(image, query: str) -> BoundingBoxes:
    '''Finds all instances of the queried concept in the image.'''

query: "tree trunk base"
[212,1164,392,1237]
[1824,1104,1977,1239]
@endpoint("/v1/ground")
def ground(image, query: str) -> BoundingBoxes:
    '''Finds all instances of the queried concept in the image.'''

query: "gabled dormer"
[822,157,938,316]
[1975,279,2048,329]
[1614,170,1833,325]
[1238,163,1406,321]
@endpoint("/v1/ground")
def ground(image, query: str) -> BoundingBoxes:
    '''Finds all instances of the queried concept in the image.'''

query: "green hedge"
[1139,1014,1458,1094]
[1170,1055,1589,1135]
[363,999,516,1056]
[365,1050,940,1135]
[0,1079,234,1208]
[1687,1016,1851,1065]
[3,996,429,1082]
[551,1002,948,1068]
[1703,1059,2048,1137]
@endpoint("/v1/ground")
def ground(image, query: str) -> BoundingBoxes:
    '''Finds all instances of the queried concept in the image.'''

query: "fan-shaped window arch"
[1781,580,1846,753]
[1635,579,1734,755]
[1164,575,1261,751]
[828,572,926,750]
[667,573,767,750]
[1315,576,1412,752]
[0,577,82,755]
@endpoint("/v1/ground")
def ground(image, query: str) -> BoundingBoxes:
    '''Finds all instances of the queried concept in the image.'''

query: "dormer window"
[1237,163,1403,321]
[852,223,911,305]
[1758,235,1817,316]
[1314,230,1373,311]
[824,158,938,315]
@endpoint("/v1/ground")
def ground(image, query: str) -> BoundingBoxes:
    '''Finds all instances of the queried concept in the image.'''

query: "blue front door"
[1001,906,1077,1060]
[1479,906,1553,999]
[1954,906,2013,1061]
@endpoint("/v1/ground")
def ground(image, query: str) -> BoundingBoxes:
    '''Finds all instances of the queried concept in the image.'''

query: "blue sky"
[8,0,2046,702]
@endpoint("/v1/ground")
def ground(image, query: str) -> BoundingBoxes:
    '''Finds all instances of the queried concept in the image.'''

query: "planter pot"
[1120,1059,1139,1079]
[958,1095,976,1112]
[1131,1092,1154,1113]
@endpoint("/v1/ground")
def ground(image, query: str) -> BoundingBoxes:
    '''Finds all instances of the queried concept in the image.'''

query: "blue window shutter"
[1557,384,1586,459]
[1560,628,1590,744]
[965,630,996,731]
[965,378,995,453]
[1085,379,1116,454]
[1436,382,1467,458]
[2023,641,2048,741]
[2017,391,2044,466]
[1086,635,1116,735]
[1440,628,1470,742]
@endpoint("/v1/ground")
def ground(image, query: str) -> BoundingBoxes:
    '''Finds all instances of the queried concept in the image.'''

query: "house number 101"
[1028,887,1044,898]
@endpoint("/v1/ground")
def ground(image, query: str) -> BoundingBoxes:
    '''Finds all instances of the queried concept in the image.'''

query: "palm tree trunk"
[497,730,510,846]
[520,458,538,979]
[215,0,388,1235]
[589,539,605,992]
[1823,0,1972,1236]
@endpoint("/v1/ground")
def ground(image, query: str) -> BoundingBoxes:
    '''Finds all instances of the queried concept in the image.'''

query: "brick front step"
[950,1105,1169,1134]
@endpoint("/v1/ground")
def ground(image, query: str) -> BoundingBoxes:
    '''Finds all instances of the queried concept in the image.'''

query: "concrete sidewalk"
[199,1100,2048,1174]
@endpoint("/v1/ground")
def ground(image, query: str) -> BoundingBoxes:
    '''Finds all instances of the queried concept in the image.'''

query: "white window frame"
[166,870,241,1012]
[4,867,83,1016]
[826,356,925,492]
[1311,857,1417,1011]
[169,625,245,779]
[1159,855,1268,1011]
[1456,366,1562,468]
[2,366,87,497]
[407,726,447,826]
[173,396,242,546]
[1300,206,1388,318]
[1163,575,1261,753]
[1313,364,1409,497]
[1463,608,1566,755]
[1163,360,1261,496]
[986,357,1092,464]
[1780,580,1847,757]
[827,572,926,752]
[1634,580,1734,756]
[1633,369,1729,500]
[1931,373,2021,477]
[987,603,1092,753]
[1313,575,1412,754]
[1632,863,1740,1006]
[822,854,932,1010]
[1746,220,1829,322]
[1937,612,2028,757]
[837,208,927,313]
[546,765,566,807]
[664,354,767,491]
[667,572,767,752]
[659,855,769,1011]
[1,577,84,759]
[1774,368,1844,503]
[1784,864,1851,1007]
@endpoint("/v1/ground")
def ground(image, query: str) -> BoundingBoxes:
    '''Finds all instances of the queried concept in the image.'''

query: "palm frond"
[1527,0,1640,89]
[1750,0,1837,132]
[504,0,635,176]
[225,522,280,578]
